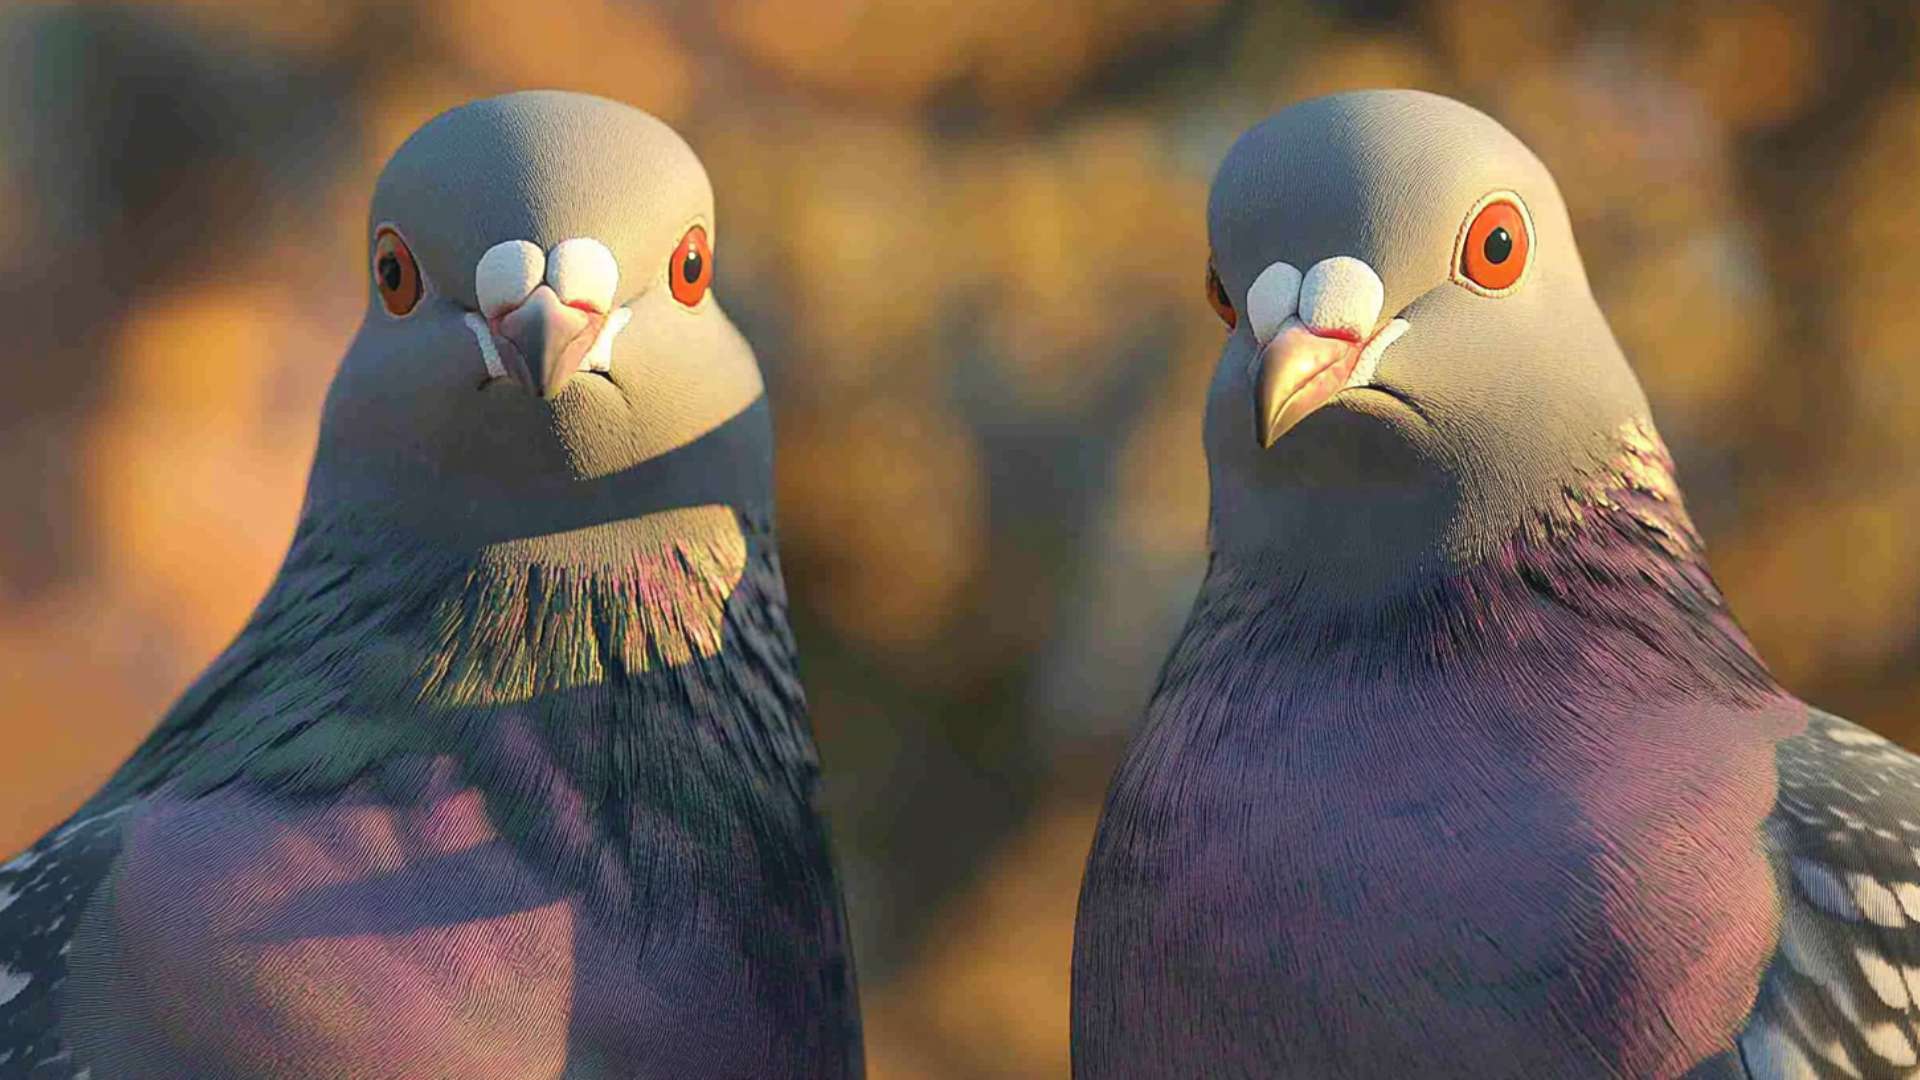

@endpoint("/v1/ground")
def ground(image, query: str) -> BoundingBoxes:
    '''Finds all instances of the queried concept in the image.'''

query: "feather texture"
[0,89,862,1078]
[1074,423,1812,1078]
[0,508,862,1078]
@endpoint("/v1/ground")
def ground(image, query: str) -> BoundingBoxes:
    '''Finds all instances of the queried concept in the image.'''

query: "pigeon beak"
[1251,318,1364,447]
[1249,316,1411,447]
[491,285,606,399]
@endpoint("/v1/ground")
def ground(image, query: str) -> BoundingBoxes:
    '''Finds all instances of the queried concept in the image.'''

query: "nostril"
[496,286,596,350]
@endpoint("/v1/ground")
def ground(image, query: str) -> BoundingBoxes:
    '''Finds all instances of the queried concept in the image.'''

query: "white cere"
[1299,255,1385,342]
[476,240,546,319]
[546,237,619,313]
[1245,261,1303,345]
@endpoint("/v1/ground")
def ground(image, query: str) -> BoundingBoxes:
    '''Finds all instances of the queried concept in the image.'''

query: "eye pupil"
[669,225,713,307]
[1457,196,1529,294]
[1484,227,1512,265]
[372,227,423,316]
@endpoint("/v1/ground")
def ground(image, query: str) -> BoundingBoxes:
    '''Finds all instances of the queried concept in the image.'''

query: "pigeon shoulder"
[1735,708,1920,1078]
[0,802,132,1079]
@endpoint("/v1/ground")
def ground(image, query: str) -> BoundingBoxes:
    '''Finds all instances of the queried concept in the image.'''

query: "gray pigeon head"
[1202,90,1653,596]
[305,91,767,553]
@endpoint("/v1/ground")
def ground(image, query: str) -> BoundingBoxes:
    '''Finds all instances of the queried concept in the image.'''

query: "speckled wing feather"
[1738,711,1920,1078]
[0,804,129,1079]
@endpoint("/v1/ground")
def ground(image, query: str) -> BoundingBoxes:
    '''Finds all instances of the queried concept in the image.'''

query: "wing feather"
[0,806,129,1079]
[1739,712,1920,1079]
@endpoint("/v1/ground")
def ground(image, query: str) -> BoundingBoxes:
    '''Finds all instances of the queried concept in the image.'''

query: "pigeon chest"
[1075,681,1796,1077]
[57,764,799,1080]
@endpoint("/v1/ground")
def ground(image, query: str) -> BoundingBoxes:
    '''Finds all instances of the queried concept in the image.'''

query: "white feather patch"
[1826,726,1886,746]
[463,312,507,380]
[1857,944,1911,1009]
[1850,872,1906,928]
[1299,255,1384,341]
[475,240,545,319]
[0,965,29,1007]
[581,307,633,375]
[1347,318,1410,390]
[1865,1020,1917,1066]
[547,237,619,313]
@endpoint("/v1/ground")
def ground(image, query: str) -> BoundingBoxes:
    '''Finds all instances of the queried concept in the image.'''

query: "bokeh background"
[2,0,1918,1074]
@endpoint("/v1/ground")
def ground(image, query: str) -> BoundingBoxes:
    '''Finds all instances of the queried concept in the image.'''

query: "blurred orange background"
[2,1,1917,1075]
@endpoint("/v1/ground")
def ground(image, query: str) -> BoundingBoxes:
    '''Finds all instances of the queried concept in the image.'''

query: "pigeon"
[0,90,862,1079]
[1073,88,1919,1079]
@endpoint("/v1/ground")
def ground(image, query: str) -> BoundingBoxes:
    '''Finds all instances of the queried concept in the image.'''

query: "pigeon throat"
[113,505,814,809]
[1197,419,1778,710]
[413,506,754,701]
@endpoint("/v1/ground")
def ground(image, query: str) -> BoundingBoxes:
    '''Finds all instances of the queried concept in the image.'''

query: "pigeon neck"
[114,501,839,938]
[119,503,818,809]
[320,503,800,711]
[1192,420,1779,712]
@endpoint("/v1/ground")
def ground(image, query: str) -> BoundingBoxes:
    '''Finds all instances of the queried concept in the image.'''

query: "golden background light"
[1,2,1914,1074]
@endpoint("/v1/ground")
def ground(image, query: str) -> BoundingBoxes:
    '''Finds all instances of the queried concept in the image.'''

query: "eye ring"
[1205,257,1237,330]
[1452,191,1534,297]
[670,224,713,308]
[372,225,424,317]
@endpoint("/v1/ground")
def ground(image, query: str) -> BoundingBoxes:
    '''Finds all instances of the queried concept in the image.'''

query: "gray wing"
[0,806,128,1080]
[1737,710,1920,1079]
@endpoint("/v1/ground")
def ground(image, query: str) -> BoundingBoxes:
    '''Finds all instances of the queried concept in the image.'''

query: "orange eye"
[373,227,422,316]
[1456,194,1531,295]
[1206,258,1236,329]
[670,225,713,307]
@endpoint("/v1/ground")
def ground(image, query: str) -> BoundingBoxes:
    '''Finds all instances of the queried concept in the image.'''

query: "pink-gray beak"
[492,284,605,399]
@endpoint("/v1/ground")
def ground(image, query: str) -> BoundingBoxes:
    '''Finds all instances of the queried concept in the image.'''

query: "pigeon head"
[306,91,767,551]
[1202,90,1654,595]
